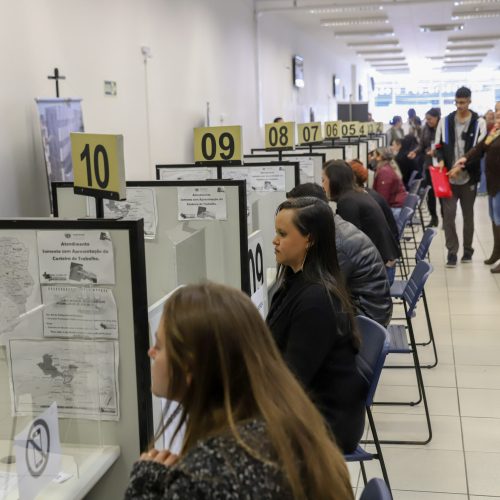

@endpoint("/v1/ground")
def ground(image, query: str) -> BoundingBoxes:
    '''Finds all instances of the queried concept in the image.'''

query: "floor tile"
[456,365,500,389]
[462,417,500,452]
[379,363,457,388]
[466,451,500,496]
[390,492,467,499]
[459,388,500,418]
[451,314,500,332]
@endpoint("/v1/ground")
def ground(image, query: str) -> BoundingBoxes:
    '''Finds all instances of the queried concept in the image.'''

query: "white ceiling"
[255,0,500,76]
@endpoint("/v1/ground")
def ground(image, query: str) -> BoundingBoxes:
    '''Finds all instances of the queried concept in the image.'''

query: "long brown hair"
[155,282,353,500]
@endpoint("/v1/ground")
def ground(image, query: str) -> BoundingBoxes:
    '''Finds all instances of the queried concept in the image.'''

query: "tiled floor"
[349,196,500,499]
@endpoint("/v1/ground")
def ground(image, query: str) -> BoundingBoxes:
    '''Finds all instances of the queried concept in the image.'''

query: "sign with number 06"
[324,121,342,139]
[194,125,242,164]
[265,122,295,150]
[71,133,126,200]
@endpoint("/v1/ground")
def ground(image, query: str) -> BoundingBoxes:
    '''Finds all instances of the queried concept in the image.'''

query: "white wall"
[0,0,369,217]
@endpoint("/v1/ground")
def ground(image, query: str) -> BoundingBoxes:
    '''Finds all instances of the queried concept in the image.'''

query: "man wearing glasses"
[434,87,487,268]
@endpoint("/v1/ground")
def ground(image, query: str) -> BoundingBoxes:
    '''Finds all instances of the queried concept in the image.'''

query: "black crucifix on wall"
[47,67,66,98]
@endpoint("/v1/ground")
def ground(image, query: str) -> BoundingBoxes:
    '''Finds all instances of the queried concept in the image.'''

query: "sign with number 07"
[71,133,126,200]
[298,122,323,145]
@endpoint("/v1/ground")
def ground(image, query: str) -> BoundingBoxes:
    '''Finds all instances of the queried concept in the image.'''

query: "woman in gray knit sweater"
[125,283,353,499]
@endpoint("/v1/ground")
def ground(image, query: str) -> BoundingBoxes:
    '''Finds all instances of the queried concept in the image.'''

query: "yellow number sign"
[265,122,295,150]
[324,121,342,139]
[71,133,126,200]
[194,125,242,164]
[376,122,384,134]
[357,122,370,136]
[297,122,323,145]
[340,122,358,138]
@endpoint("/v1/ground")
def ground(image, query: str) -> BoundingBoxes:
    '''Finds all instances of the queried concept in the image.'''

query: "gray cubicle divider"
[358,140,368,167]
[251,145,345,163]
[244,152,325,184]
[0,218,151,499]
[155,164,218,181]
[51,180,250,305]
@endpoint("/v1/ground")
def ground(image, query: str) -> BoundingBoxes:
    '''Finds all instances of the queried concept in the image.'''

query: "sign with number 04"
[71,133,126,200]
[298,122,323,145]
[194,125,242,164]
[265,122,295,150]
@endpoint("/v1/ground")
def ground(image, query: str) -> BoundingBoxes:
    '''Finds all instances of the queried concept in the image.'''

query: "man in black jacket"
[287,183,392,326]
[435,86,486,267]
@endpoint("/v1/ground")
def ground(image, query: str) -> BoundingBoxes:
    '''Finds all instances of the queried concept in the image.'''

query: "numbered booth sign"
[324,121,342,139]
[71,133,126,200]
[194,125,242,164]
[357,122,369,137]
[265,122,295,150]
[297,122,323,145]
[248,230,267,318]
[339,122,359,138]
[376,122,384,134]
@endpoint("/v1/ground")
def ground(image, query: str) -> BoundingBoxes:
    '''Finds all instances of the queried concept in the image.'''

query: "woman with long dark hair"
[267,197,366,453]
[125,283,353,499]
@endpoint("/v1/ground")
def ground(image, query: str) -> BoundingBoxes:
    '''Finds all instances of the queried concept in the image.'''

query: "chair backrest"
[355,316,389,406]
[396,207,414,240]
[403,260,433,317]
[407,170,418,186]
[402,193,419,211]
[415,228,437,263]
[409,178,422,195]
[418,185,431,207]
[360,478,392,500]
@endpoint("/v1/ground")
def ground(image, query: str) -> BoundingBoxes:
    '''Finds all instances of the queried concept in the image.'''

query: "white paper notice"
[42,286,118,339]
[14,402,61,500]
[177,186,227,221]
[297,158,315,183]
[37,231,115,285]
[159,167,217,181]
[87,188,159,240]
[8,338,120,420]
[0,472,17,498]
[249,166,286,192]
[0,231,42,337]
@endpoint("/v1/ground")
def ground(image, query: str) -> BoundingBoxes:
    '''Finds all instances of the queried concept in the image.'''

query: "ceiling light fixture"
[356,49,403,55]
[321,17,389,27]
[334,29,395,38]
[453,0,500,5]
[365,57,406,62]
[347,40,400,47]
[420,24,464,32]
[452,9,500,20]
[448,34,500,42]
[445,44,494,50]
[309,5,384,14]
[442,52,487,57]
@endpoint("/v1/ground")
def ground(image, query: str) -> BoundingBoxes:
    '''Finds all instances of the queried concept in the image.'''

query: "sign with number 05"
[265,122,295,150]
[340,122,358,138]
[324,121,342,139]
[298,122,323,145]
[71,133,126,200]
[194,125,242,164]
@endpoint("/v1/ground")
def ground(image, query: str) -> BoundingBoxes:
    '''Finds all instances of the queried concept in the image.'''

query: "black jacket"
[267,269,367,453]
[335,215,392,326]
[435,110,483,183]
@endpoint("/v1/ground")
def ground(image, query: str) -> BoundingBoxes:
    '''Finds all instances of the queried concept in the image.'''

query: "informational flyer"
[41,286,118,339]
[158,167,217,181]
[177,186,227,221]
[296,158,315,183]
[8,338,120,420]
[249,166,286,192]
[37,231,115,285]
[87,187,158,240]
[0,231,42,337]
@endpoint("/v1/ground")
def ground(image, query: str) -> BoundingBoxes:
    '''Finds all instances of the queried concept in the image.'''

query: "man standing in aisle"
[435,86,487,267]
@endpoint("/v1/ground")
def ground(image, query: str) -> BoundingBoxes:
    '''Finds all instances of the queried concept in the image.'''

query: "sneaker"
[461,249,474,263]
[446,253,457,268]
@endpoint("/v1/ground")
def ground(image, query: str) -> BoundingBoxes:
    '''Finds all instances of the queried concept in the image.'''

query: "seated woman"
[322,160,400,267]
[373,148,408,218]
[125,283,353,499]
[267,197,367,453]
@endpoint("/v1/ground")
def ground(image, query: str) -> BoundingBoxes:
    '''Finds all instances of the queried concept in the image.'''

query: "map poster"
[0,231,42,341]
[249,166,286,192]
[7,338,120,420]
[177,186,227,221]
[87,187,159,240]
[158,167,217,181]
[42,286,118,339]
[37,231,115,285]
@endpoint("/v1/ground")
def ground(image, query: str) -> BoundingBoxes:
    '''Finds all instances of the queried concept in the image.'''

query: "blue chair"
[390,229,438,368]
[395,207,415,279]
[409,177,422,195]
[345,316,391,493]
[360,478,392,500]
[374,260,434,445]
[401,193,420,253]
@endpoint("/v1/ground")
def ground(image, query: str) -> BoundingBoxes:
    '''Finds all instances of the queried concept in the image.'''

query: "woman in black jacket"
[267,197,367,453]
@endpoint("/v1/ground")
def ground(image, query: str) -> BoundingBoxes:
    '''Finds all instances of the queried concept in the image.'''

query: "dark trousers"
[442,182,477,255]
[424,168,437,218]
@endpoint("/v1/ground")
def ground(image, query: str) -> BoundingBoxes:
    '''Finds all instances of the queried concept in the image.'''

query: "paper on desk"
[7,338,120,420]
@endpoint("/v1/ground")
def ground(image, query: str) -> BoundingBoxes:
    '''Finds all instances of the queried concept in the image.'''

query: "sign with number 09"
[265,122,295,150]
[324,121,342,139]
[194,125,242,164]
[298,122,323,145]
[71,133,126,200]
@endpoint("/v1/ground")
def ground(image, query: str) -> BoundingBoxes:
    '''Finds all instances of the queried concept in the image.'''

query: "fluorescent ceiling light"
[310,5,384,14]
[321,17,389,27]
[446,44,494,50]
[420,24,464,32]
[443,52,487,57]
[444,59,483,63]
[452,9,500,20]
[454,0,500,5]
[356,49,403,55]
[371,63,409,68]
[334,29,395,38]
[347,40,399,47]
[448,34,500,42]
[442,66,477,71]
[365,57,406,62]
[376,69,410,74]
[427,56,446,60]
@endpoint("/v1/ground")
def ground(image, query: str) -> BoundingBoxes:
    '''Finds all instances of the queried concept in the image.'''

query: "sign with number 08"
[297,122,323,145]
[194,125,242,164]
[324,121,341,139]
[71,133,126,200]
[265,122,295,150]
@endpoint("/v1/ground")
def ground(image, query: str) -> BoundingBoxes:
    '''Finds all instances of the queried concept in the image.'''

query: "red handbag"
[429,166,452,198]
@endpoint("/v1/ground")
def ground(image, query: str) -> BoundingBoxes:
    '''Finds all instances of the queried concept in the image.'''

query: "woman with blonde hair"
[373,147,408,216]
[125,282,354,499]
